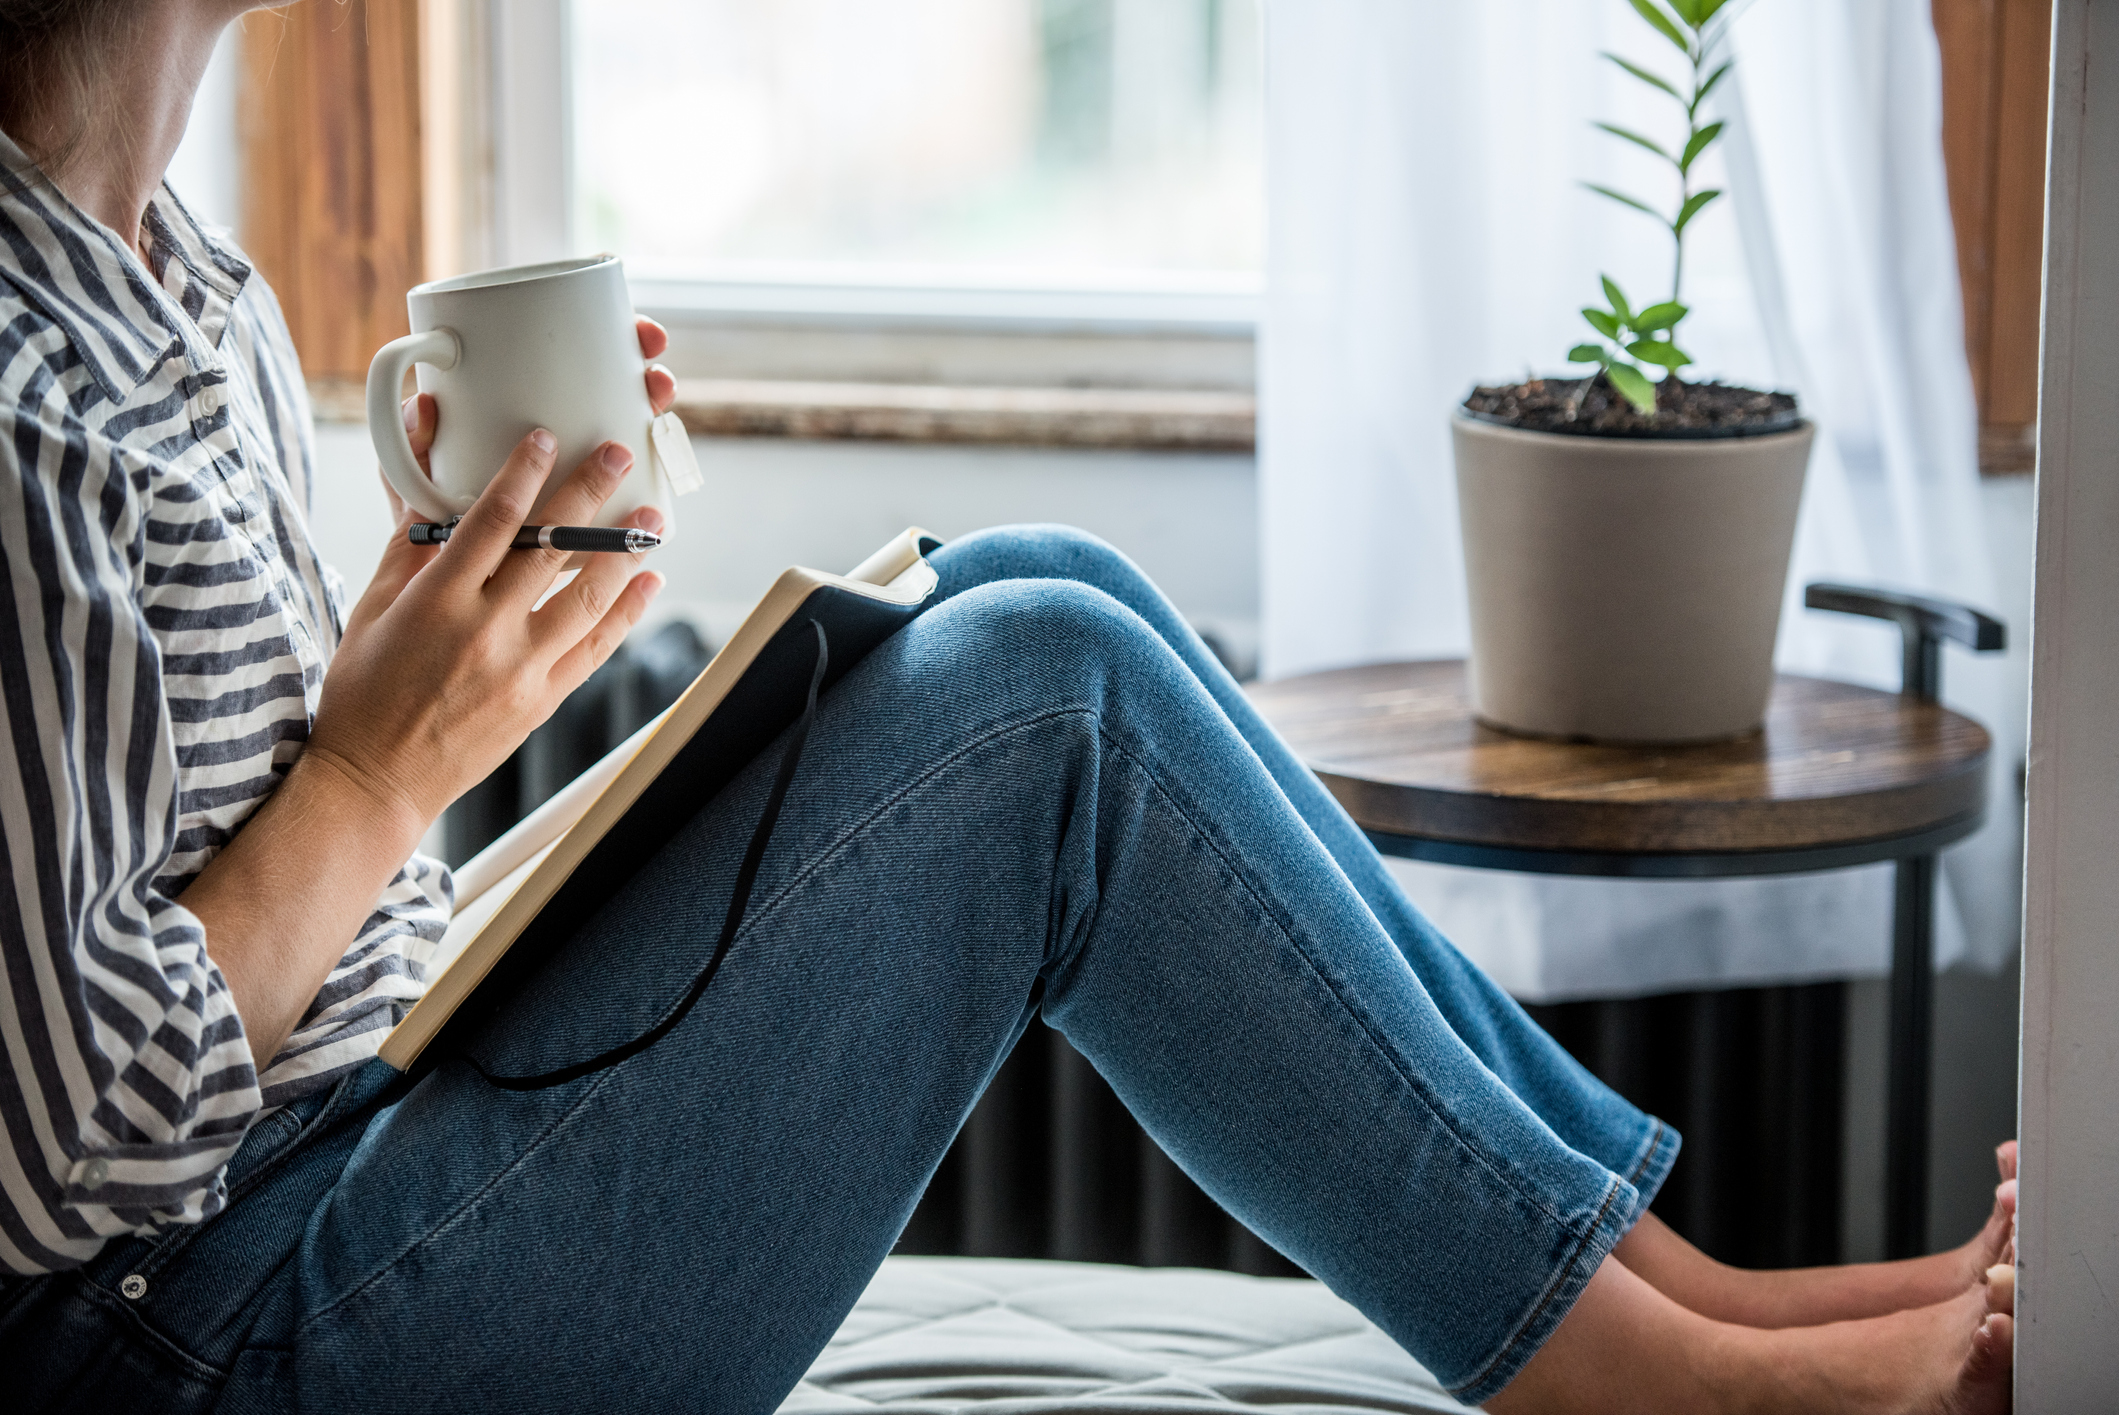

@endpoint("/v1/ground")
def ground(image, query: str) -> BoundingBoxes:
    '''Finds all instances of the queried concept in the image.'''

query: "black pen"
[407,520,661,552]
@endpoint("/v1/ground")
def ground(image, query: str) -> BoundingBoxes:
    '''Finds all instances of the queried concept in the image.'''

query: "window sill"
[306,375,1259,454]
[670,378,1256,453]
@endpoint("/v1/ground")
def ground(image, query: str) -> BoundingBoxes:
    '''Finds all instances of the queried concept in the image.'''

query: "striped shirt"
[0,135,450,1274]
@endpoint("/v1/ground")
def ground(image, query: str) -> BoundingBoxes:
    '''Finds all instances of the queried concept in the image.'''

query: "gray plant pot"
[1452,412,1814,744]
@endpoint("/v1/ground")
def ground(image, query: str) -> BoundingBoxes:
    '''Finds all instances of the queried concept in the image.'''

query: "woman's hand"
[179,318,679,1070]
[306,426,666,832]
[326,313,679,828]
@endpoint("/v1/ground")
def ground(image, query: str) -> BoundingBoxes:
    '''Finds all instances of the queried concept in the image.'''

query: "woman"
[0,1,2017,1411]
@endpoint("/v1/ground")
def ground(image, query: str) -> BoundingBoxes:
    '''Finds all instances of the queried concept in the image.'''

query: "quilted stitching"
[776,1259,1474,1413]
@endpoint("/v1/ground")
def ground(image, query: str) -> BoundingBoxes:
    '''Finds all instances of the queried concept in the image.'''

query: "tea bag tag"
[650,410,702,496]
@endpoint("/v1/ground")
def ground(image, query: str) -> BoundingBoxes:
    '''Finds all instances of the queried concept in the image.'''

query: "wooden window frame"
[1934,0,2052,475]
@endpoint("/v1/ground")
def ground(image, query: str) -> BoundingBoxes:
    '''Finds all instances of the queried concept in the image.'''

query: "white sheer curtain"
[1260,0,2023,1000]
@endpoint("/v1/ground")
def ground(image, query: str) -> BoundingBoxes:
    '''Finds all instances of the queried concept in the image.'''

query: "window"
[570,0,1262,299]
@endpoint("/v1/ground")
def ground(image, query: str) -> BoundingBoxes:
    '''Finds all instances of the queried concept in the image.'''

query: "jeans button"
[120,1274,147,1300]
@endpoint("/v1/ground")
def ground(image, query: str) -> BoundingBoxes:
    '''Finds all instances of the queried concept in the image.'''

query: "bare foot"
[1613,1141,2020,1329]
[1956,1311,2014,1414]
[1494,1259,2010,1414]
[1952,1148,2018,1286]
[1758,1286,2011,1415]
[1984,1262,2014,1317]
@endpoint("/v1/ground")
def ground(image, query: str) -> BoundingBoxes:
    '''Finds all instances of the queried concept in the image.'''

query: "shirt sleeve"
[0,398,262,1274]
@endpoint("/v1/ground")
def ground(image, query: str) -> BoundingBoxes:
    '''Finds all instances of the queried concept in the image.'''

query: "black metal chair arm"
[1803,582,2006,701]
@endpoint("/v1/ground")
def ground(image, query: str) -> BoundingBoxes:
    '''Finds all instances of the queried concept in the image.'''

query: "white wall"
[2016,1,2119,1402]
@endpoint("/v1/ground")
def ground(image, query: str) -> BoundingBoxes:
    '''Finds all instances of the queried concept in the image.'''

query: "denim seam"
[1102,719,1631,1396]
[292,1067,619,1335]
[1626,1119,1667,1189]
[706,706,1102,971]
[71,1273,233,1386]
[1089,723,1594,1239]
[128,1076,354,1284]
[1447,1173,1627,1400]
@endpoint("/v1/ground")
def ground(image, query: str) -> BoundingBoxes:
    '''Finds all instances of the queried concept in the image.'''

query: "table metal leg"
[1885,852,1936,1259]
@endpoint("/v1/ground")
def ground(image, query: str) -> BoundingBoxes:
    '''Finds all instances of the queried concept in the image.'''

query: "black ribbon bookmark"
[465,619,831,1091]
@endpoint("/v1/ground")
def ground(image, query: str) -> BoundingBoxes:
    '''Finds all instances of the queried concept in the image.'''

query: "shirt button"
[81,1157,110,1189]
[120,1274,147,1300]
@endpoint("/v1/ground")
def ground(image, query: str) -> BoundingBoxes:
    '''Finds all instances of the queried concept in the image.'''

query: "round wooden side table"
[1246,659,1993,1259]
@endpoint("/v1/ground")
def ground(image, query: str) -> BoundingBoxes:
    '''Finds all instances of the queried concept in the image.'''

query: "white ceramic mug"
[365,255,673,530]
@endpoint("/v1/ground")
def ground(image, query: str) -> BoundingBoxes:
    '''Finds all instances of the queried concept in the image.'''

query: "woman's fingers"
[636,317,676,414]
[485,441,638,602]
[377,468,408,525]
[379,393,443,529]
[528,509,663,652]
[344,502,440,638]
[635,315,668,361]
[647,362,676,416]
[437,428,559,583]
[403,392,439,470]
[548,568,664,693]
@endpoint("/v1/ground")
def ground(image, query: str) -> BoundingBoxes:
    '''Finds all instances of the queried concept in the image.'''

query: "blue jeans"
[0,526,1674,1412]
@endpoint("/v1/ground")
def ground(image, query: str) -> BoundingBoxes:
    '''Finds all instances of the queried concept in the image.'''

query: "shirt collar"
[0,128,253,403]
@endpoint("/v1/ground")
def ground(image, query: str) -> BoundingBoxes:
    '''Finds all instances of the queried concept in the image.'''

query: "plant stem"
[1565,372,1596,422]
[1671,35,1702,308]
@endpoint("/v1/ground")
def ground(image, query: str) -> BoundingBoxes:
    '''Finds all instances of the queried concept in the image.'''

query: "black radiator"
[891,986,1843,1275]
[444,619,716,864]
[446,635,1846,1275]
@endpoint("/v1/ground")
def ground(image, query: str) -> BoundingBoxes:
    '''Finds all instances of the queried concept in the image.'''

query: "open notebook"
[379,527,943,1074]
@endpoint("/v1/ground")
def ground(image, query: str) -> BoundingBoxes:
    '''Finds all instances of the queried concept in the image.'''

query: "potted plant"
[1452,0,1813,744]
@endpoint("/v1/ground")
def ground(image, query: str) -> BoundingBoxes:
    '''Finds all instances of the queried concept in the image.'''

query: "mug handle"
[365,327,464,522]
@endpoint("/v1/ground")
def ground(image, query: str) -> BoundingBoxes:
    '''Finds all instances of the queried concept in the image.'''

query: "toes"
[1965,1312,2015,1388]
[1985,1263,2015,1316]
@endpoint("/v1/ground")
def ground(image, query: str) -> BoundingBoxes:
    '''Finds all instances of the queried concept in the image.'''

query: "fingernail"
[642,571,665,597]
[530,428,556,454]
[402,399,418,433]
[633,506,665,535]
[602,443,634,474]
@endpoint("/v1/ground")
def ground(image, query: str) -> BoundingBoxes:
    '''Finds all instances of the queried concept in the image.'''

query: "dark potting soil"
[1462,374,1801,439]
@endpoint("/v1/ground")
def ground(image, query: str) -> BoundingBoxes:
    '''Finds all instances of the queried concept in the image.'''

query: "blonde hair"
[0,0,134,178]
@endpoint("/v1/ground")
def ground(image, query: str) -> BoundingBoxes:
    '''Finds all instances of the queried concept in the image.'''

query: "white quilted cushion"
[776,1257,1474,1413]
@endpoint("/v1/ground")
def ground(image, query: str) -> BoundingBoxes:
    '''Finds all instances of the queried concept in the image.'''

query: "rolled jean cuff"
[1447,1165,1644,1407]
[1620,1117,1681,1229]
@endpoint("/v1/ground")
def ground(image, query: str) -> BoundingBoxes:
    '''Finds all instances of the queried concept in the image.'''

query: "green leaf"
[1673,187,1723,233]
[1594,121,1674,163]
[1600,275,1636,325]
[1606,361,1661,414]
[1694,60,1733,107]
[1567,343,1607,364]
[1694,0,1730,24]
[1583,183,1664,220]
[1629,338,1693,369]
[1582,308,1622,340]
[1628,0,1692,54]
[1666,0,1707,26]
[1602,51,1683,102]
[1632,300,1688,332]
[1679,120,1725,174]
